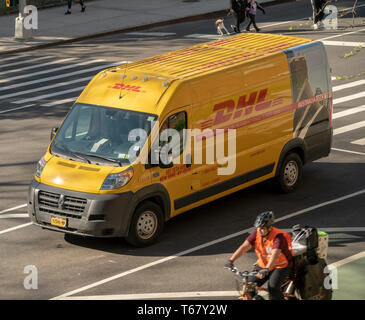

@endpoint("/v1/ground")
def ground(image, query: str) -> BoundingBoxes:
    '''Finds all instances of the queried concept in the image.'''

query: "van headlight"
[35,157,47,178]
[100,167,134,190]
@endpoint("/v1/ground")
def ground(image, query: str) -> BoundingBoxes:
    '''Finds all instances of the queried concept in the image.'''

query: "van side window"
[160,111,187,158]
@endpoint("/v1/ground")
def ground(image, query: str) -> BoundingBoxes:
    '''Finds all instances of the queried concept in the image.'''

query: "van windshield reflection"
[50,103,157,166]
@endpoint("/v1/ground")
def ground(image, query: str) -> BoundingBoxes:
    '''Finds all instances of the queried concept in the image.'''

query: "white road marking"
[329,251,365,269]
[0,104,35,114]
[332,105,365,119]
[41,97,78,107]
[126,32,176,37]
[0,55,26,63]
[51,189,365,300]
[0,214,29,219]
[0,222,33,236]
[0,76,92,100]
[333,80,365,92]
[0,204,27,214]
[351,138,365,146]
[333,120,365,135]
[0,58,78,75]
[0,61,129,92]
[331,148,365,156]
[322,40,365,47]
[0,59,105,84]
[320,28,365,41]
[281,227,365,233]
[333,91,365,105]
[185,34,225,40]
[13,86,86,104]
[0,56,54,69]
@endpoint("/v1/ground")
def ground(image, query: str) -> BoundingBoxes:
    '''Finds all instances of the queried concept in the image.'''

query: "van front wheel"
[276,153,302,193]
[125,201,164,247]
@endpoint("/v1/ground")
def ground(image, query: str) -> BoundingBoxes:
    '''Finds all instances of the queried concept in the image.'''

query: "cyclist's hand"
[224,260,234,270]
[256,268,269,279]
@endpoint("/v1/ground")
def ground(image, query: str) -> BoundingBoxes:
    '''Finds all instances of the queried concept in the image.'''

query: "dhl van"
[28,33,332,247]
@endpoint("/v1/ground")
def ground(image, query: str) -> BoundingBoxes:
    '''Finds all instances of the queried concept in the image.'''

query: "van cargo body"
[28,33,333,246]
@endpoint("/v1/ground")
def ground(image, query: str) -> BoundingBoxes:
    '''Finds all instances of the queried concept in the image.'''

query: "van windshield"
[50,103,157,166]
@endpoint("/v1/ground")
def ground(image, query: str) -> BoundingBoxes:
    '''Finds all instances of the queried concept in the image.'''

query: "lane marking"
[0,56,54,69]
[332,105,365,119]
[55,250,365,300]
[320,28,365,41]
[13,86,86,104]
[51,188,365,300]
[0,214,29,219]
[0,104,35,114]
[329,251,365,269]
[0,61,130,92]
[351,138,365,146]
[0,59,105,84]
[333,120,365,135]
[322,40,365,47]
[0,58,78,75]
[0,222,33,236]
[331,148,365,156]
[333,80,365,92]
[333,92,365,105]
[125,32,176,37]
[0,76,92,100]
[185,34,224,40]
[0,204,27,214]
[41,97,78,107]
[281,227,365,233]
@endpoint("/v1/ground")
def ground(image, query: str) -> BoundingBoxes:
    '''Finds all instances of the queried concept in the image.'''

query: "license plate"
[51,216,67,228]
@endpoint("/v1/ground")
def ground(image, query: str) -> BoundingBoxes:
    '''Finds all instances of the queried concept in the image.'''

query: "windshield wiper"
[76,152,123,167]
[52,142,91,164]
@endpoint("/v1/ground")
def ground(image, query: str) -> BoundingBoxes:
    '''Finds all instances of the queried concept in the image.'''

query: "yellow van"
[28,33,333,246]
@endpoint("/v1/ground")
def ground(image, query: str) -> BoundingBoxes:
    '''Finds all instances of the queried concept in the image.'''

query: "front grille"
[38,190,87,219]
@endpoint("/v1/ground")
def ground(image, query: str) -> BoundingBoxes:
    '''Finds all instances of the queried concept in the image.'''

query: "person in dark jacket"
[245,0,265,32]
[230,0,248,33]
[65,0,86,15]
[311,0,326,29]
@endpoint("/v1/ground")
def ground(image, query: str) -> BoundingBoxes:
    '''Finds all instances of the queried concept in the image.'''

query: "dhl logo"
[108,83,146,93]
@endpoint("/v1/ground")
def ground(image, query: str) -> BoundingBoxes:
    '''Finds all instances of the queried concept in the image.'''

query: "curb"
[0,0,294,56]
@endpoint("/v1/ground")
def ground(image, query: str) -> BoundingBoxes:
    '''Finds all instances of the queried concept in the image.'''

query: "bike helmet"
[254,211,275,228]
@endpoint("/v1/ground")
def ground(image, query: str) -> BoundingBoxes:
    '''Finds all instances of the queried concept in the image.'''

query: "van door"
[150,107,194,216]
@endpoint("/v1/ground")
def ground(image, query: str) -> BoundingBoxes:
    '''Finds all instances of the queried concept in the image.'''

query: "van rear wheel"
[276,152,302,193]
[125,201,164,247]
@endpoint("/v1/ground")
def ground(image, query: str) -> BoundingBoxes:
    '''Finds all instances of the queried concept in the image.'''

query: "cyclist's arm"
[229,240,252,262]
[266,248,282,270]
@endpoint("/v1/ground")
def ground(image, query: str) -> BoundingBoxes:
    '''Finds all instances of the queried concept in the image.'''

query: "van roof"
[118,33,312,80]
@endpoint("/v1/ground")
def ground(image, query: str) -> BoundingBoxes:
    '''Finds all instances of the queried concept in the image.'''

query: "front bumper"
[27,179,134,237]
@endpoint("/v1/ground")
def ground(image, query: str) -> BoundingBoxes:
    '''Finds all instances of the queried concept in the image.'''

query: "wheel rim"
[284,160,298,187]
[136,211,158,240]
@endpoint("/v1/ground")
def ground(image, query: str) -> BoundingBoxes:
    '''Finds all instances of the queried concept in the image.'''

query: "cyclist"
[225,211,294,300]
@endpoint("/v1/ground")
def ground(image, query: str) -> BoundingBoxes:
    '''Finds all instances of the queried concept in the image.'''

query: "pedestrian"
[229,0,248,33]
[65,0,86,15]
[310,0,326,29]
[245,0,265,32]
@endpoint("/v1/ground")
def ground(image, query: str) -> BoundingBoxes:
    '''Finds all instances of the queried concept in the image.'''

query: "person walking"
[245,0,265,32]
[311,0,326,29]
[229,0,248,33]
[65,0,86,15]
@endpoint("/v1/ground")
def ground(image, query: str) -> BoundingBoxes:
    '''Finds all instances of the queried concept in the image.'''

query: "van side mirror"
[50,127,58,141]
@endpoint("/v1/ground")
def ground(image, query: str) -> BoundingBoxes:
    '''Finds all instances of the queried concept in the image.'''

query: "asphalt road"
[0,0,364,300]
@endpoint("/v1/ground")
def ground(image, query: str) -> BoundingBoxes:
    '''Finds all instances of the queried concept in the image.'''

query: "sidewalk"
[0,0,281,55]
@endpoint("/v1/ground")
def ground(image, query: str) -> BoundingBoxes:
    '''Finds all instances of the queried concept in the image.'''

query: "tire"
[125,201,164,247]
[276,152,302,193]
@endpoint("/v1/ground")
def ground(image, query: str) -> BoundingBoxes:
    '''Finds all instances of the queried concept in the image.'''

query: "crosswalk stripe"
[0,59,105,84]
[333,92,365,105]
[332,105,365,119]
[332,80,365,92]
[351,138,365,146]
[0,76,92,100]
[185,34,224,40]
[1,57,78,75]
[333,120,365,135]
[322,40,365,47]
[0,60,119,91]
[12,86,86,104]
[42,97,78,107]
[0,104,35,114]
[125,32,176,37]
[0,56,54,69]
[0,55,25,63]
